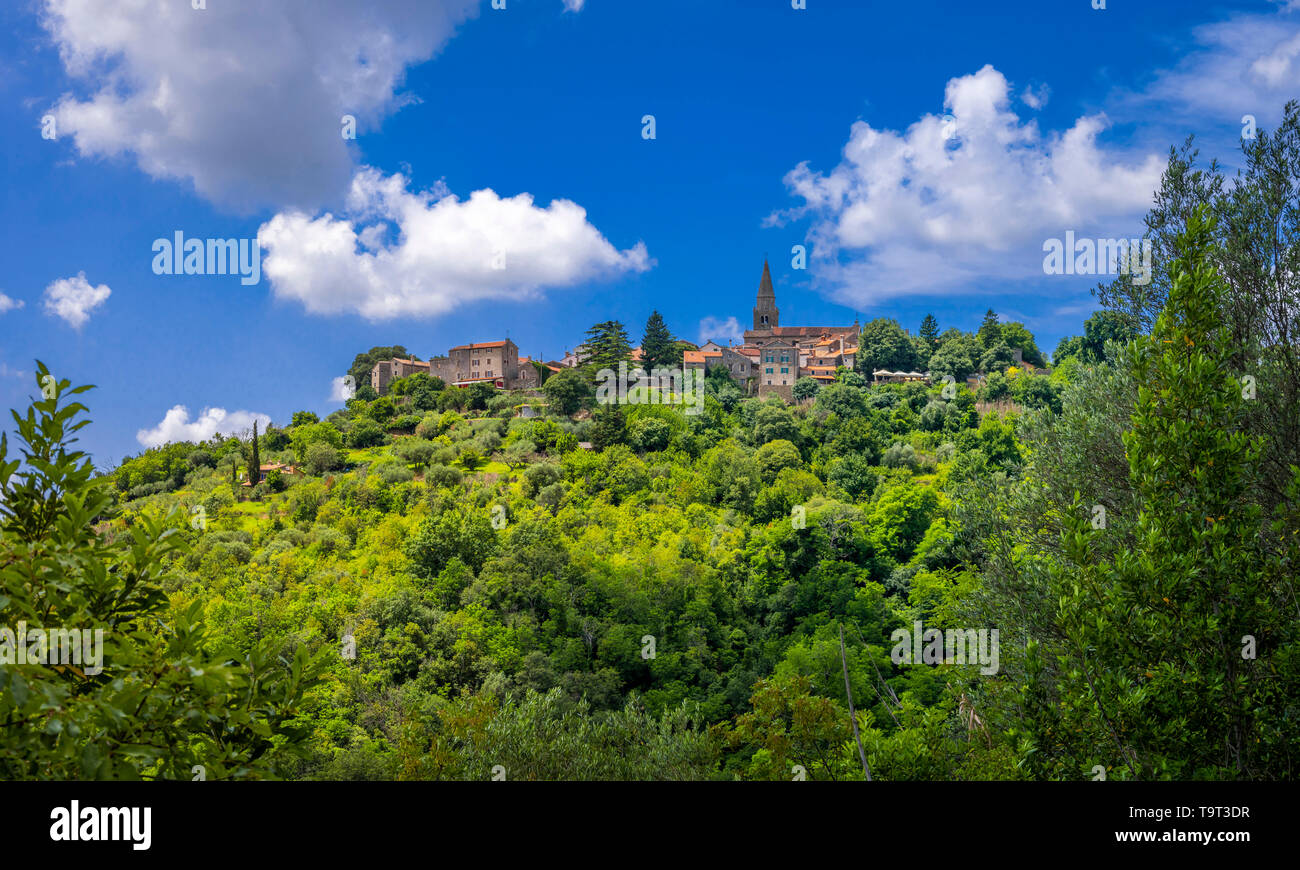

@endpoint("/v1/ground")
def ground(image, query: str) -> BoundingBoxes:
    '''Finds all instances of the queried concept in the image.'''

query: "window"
[765,367,773,374]
[780,367,788,374]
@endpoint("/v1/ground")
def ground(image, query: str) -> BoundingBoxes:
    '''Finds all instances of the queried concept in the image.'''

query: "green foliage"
[858,318,920,373]
[628,416,672,452]
[75,191,1297,782]
[792,377,820,402]
[928,335,980,382]
[348,419,388,449]
[0,366,326,780]
[582,320,633,371]
[543,368,592,416]
[755,439,802,484]
[591,405,627,450]
[640,311,681,371]
[291,421,343,461]
[977,309,1001,348]
[347,345,409,392]
[1023,212,1300,780]
[978,341,1015,374]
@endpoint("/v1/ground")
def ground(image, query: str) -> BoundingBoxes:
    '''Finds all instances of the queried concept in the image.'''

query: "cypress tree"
[249,421,261,487]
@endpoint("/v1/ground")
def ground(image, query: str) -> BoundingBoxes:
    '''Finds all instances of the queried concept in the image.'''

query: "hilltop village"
[364,262,1035,402]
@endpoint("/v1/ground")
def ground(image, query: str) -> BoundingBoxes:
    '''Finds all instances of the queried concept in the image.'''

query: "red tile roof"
[758,326,858,338]
[683,350,723,364]
[449,340,510,351]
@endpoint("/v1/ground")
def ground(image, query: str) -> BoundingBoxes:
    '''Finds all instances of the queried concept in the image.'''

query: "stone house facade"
[429,339,521,387]
[370,357,431,395]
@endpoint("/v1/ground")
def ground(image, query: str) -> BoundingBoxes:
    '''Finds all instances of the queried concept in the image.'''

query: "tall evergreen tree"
[919,314,939,347]
[582,320,633,371]
[640,311,680,370]
[977,309,1002,348]
[249,420,261,487]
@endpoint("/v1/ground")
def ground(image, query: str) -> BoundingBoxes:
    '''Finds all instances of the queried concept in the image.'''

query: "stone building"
[371,339,541,394]
[736,261,861,398]
[370,357,431,395]
[754,335,798,399]
[429,339,521,387]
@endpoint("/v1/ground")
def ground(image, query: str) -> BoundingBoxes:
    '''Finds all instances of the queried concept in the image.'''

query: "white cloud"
[260,168,651,320]
[770,65,1164,305]
[136,405,271,448]
[0,293,23,314]
[698,316,744,345]
[41,0,479,210]
[0,363,28,379]
[1020,84,1050,110]
[43,272,110,329]
[330,375,357,402]
[1132,9,1300,126]
[563,0,587,10]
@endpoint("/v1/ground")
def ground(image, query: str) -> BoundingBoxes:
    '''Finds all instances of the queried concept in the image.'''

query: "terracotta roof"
[683,350,723,364]
[763,326,858,338]
[391,357,430,367]
[449,340,510,351]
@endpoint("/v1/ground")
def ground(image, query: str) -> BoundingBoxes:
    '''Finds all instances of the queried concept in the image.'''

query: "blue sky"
[1,0,1298,467]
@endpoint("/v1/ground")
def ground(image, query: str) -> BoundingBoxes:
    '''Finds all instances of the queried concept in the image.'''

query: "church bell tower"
[753,260,779,332]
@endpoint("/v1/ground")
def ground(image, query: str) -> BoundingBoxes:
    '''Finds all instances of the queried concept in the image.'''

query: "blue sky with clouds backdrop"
[1,0,1298,467]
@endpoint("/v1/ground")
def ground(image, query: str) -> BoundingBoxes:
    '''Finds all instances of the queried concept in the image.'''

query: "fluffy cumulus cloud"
[563,0,587,11]
[42,272,110,328]
[136,405,271,448]
[41,0,479,210]
[259,168,651,320]
[698,316,744,345]
[0,293,23,314]
[770,65,1164,303]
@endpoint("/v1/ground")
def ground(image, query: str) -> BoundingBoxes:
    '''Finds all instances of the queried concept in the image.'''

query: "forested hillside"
[4,109,1298,781]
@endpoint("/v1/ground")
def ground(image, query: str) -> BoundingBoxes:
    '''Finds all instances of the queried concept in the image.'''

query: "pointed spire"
[758,260,775,299]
